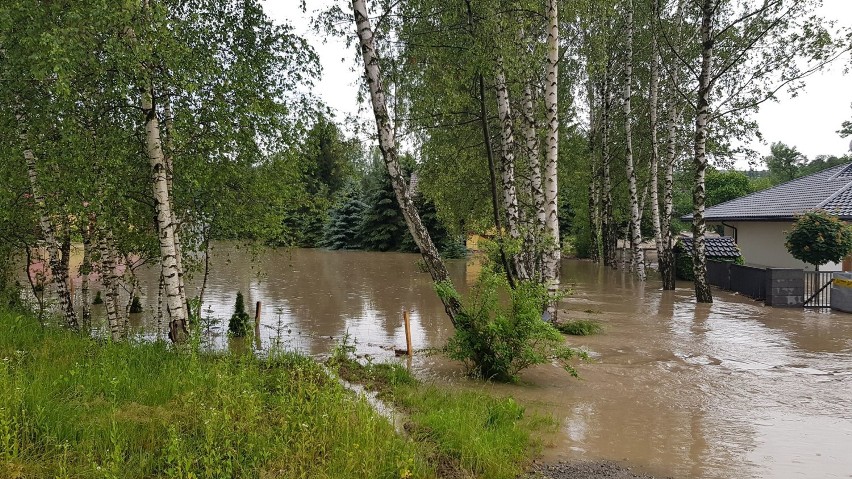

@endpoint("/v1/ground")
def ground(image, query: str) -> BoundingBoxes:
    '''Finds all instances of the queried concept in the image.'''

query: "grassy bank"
[0,310,543,478]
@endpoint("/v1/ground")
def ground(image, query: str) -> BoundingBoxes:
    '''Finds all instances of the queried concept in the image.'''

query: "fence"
[706,261,768,301]
[803,271,833,308]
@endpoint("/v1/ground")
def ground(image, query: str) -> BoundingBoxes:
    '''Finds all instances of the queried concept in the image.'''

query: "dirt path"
[530,461,670,479]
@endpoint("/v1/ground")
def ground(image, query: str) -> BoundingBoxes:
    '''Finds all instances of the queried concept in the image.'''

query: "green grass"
[0,310,432,479]
[331,356,551,479]
[555,319,603,336]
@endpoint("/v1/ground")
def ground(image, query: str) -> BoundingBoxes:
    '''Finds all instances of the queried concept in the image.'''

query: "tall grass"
[330,352,552,479]
[0,310,431,478]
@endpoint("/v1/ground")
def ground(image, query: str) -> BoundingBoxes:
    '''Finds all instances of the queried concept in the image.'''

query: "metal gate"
[803,271,833,308]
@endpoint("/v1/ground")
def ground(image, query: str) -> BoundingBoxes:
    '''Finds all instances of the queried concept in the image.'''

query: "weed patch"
[555,319,603,336]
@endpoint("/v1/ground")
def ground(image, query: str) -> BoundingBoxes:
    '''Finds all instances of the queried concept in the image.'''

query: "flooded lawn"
[46,244,852,478]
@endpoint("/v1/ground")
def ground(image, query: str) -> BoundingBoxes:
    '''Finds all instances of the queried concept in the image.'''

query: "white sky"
[263,0,852,166]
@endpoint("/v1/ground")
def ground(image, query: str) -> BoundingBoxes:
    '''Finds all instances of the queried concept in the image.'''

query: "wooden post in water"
[403,310,413,356]
[254,301,261,328]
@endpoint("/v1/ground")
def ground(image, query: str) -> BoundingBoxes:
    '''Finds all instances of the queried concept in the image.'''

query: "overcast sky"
[263,0,852,167]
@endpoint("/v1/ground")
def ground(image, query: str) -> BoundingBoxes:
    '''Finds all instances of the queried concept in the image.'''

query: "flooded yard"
[44,244,852,478]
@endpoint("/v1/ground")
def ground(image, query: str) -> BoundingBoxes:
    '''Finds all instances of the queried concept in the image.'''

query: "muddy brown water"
[34,244,852,478]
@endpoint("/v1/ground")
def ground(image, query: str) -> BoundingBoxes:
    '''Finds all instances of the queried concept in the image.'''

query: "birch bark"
[495,58,527,280]
[522,79,545,279]
[649,14,663,262]
[601,78,617,268]
[352,0,462,325]
[162,95,188,319]
[660,102,678,290]
[97,231,122,341]
[693,0,715,303]
[623,0,645,281]
[141,83,189,339]
[21,125,78,330]
[543,0,561,317]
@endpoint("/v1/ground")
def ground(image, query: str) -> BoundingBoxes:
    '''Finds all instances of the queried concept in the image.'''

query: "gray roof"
[684,163,852,221]
[676,236,741,258]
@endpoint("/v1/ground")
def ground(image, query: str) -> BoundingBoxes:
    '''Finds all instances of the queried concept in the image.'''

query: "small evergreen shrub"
[93,291,104,305]
[228,292,251,337]
[436,269,585,382]
[129,296,143,314]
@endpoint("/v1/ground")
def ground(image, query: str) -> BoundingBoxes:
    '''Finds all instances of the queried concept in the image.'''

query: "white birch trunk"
[543,0,561,317]
[97,231,122,341]
[495,58,527,280]
[162,96,188,319]
[692,0,714,302]
[352,0,461,325]
[649,25,663,259]
[602,79,616,268]
[20,125,78,330]
[522,79,545,279]
[623,0,646,281]
[660,101,678,290]
[141,83,189,340]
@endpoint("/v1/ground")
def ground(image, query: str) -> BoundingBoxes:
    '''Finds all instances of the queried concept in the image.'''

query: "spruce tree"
[323,186,367,250]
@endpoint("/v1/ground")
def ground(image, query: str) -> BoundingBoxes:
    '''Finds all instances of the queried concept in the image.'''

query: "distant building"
[683,162,852,271]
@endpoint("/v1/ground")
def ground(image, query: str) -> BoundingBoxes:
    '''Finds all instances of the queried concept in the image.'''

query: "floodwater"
[36,244,852,478]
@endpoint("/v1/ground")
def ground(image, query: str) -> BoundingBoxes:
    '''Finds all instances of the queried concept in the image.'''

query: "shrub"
[436,269,585,382]
[785,210,852,268]
[93,291,103,305]
[555,319,602,336]
[228,292,251,337]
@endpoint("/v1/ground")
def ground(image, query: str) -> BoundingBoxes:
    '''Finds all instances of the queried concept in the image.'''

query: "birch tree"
[660,0,847,302]
[542,0,561,315]
[351,0,462,324]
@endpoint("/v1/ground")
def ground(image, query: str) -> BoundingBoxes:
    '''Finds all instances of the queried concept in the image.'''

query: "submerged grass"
[331,353,551,479]
[555,319,603,336]
[0,310,431,478]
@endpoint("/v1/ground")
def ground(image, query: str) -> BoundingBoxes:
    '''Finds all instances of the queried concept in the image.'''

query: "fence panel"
[706,261,731,290]
[729,264,767,301]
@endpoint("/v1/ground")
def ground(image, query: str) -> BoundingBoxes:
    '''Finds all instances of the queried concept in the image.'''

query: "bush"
[436,269,585,382]
[555,319,602,336]
[93,291,103,305]
[785,210,852,268]
[228,292,251,337]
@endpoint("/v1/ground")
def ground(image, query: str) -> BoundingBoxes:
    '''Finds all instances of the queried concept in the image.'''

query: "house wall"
[721,221,842,271]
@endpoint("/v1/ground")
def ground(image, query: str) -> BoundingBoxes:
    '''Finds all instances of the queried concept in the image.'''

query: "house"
[685,162,852,271]
[674,235,742,279]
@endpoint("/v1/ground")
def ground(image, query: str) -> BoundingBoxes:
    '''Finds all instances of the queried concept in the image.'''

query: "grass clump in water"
[555,319,603,336]
[0,309,432,479]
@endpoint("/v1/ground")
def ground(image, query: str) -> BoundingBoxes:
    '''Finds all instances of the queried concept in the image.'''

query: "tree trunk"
[649,9,663,266]
[495,58,527,280]
[21,125,78,330]
[162,95,188,320]
[479,73,517,289]
[522,79,545,278]
[601,77,617,268]
[142,82,189,340]
[80,216,93,328]
[587,77,601,263]
[692,0,714,303]
[543,0,561,319]
[352,0,462,325]
[660,101,678,290]
[97,231,122,341]
[623,0,645,281]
